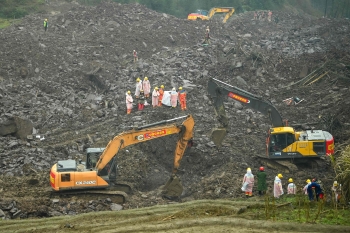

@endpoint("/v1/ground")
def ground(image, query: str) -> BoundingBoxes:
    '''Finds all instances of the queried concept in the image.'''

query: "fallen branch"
[305,71,329,86]
[87,134,94,144]
[42,115,53,127]
[30,167,38,174]
[162,215,175,221]
[276,202,291,208]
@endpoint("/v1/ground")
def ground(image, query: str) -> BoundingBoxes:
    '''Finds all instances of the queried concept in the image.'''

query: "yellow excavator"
[187,7,235,23]
[207,78,334,171]
[50,115,195,201]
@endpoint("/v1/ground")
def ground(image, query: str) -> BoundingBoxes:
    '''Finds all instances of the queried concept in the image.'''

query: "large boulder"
[0,116,33,140]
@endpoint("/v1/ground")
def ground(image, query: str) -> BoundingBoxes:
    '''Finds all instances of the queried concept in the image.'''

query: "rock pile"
[0,1,349,218]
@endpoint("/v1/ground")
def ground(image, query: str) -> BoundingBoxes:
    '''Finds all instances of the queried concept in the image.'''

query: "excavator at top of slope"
[187,7,235,23]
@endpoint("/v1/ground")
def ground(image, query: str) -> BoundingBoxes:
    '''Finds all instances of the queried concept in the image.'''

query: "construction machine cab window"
[61,174,71,182]
[269,133,295,152]
[197,9,208,16]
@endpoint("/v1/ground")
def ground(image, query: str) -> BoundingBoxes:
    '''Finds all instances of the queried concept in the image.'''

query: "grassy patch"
[0,199,349,233]
[0,18,11,29]
[251,194,350,225]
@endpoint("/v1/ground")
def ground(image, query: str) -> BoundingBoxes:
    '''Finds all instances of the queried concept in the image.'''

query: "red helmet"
[259,166,264,171]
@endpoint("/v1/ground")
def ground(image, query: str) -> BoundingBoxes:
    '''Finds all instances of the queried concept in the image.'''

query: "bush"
[334,145,350,203]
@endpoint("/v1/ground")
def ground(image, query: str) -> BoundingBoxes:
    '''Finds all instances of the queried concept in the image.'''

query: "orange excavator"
[50,115,195,201]
[187,7,235,23]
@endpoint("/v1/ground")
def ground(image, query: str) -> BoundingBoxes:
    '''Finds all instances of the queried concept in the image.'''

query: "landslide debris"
[0,1,349,219]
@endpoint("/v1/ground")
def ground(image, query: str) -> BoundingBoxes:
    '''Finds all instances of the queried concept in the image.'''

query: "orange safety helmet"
[259,166,264,171]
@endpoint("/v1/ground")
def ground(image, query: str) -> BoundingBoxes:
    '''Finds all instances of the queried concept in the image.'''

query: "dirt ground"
[0,0,350,224]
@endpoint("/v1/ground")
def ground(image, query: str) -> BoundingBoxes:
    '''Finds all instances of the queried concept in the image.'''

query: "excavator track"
[256,155,327,174]
[51,190,128,204]
[256,155,298,174]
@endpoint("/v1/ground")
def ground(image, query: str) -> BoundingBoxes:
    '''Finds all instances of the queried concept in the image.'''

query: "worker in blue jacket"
[307,182,323,201]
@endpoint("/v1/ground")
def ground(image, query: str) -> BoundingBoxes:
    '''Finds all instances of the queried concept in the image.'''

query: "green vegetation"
[0,199,349,233]
[0,18,11,29]
[258,194,350,225]
[1,0,350,27]
[0,0,45,19]
[334,145,350,203]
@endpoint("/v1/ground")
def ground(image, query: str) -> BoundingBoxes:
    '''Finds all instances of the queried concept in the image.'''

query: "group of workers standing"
[125,76,187,114]
[242,167,342,203]
[253,10,273,22]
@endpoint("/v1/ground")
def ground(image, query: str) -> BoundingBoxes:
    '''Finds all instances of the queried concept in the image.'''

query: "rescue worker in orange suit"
[125,90,133,114]
[44,19,48,32]
[242,168,254,197]
[158,85,164,106]
[152,87,160,108]
[178,86,187,110]
[133,50,138,63]
[135,77,142,99]
[138,90,145,111]
[142,77,151,98]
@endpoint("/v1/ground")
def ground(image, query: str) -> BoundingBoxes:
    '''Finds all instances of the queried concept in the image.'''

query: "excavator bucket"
[211,128,227,147]
[162,175,183,199]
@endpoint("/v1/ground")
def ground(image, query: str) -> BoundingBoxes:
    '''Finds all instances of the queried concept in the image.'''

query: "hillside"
[0,0,350,224]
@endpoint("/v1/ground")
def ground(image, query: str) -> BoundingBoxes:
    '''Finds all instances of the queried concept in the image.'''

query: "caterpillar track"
[256,155,327,174]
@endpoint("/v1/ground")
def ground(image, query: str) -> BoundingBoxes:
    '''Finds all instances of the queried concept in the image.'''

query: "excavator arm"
[208,7,235,23]
[95,115,194,176]
[207,78,284,146]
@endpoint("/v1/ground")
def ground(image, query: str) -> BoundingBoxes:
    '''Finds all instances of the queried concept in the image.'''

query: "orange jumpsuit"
[158,88,164,106]
[178,90,187,110]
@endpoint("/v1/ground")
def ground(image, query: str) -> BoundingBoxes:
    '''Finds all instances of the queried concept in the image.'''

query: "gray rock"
[206,141,216,148]
[236,62,243,68]
[236,76,247,86]
[49,210,63,217]
[52,199,60,204]
[96,110,105,118]
[110,203,123,211]
[106,21,120,27]
[233,102,243,110]
[0,209,5,217]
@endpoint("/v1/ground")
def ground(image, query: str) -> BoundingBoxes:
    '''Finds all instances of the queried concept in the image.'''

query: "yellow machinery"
[207,78,334,168]
[187,7,235,23]
[50,115,195,200]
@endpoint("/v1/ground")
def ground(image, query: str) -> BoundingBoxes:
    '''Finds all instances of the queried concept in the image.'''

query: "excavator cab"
[196,9,209,16]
